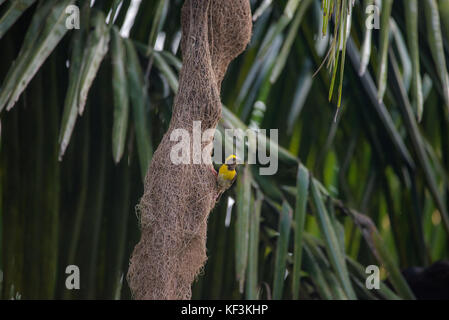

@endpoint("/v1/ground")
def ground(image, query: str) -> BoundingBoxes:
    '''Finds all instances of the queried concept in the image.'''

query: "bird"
[215,154,238,201]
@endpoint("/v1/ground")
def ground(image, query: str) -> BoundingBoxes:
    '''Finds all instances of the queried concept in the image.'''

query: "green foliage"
[0,0,448,300]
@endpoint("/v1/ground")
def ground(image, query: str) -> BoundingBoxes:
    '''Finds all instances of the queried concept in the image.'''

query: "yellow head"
[225,154,237,170]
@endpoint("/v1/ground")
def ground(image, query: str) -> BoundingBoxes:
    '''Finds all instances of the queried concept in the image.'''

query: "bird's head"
[225,154,238,171]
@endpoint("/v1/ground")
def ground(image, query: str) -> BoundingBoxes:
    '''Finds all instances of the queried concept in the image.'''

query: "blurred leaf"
[336,0,351,108]
[107,0,122,26]
[252,0,273,21]
[0,0,73,112]
[377,0,393,103]
[58,11,88,160]
[272,201,292,300]
[153,51,178,93]
[404,0,423,121]
[270,0,312,84]
[310,178,356,299]
[292,164,309,299]
[111,26,129,163]
[146,0,167,53]
[0,0,55,111]
[0,0,36,39]
[78,10,110,115]
[258,0,302,58]
[246,190,262,299]
[359,0,373,76]
[125,38,152,179]
[346,38,415,169]
[302,244,333,299]
[389,50,449,237]
[371,231,415,299]
[235,164,252,293]
[424,0,449,111]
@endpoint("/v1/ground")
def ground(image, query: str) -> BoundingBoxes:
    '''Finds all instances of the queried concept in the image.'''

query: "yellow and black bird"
[216,154,238,201]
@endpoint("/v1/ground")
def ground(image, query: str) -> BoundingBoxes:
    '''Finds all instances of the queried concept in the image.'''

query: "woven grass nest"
[127,0,252,300]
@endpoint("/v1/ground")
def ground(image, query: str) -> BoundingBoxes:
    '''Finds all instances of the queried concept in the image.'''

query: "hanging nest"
[127,0,252,300]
